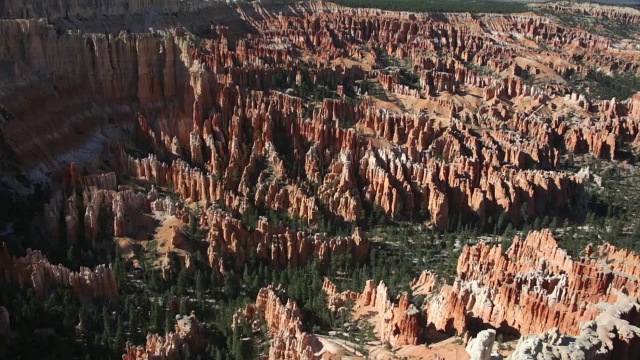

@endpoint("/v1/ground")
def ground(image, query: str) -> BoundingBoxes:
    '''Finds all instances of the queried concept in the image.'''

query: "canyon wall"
[0,19,200,175]
[1,3,640,358]
[1,0,231,20]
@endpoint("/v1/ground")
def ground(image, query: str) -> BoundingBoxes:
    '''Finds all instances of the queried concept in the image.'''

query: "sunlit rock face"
[1,1,640,359]
[233,286,322,360]
[422,230,640,342]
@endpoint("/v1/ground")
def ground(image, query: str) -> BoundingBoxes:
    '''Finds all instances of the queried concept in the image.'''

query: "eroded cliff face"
[416,230,639,359]
[1,0,230,20]
[317,230,640,358]
[44,166,152,244]
[4,1,638,240]
[234,286,322,360]
[322,278,420,347]
[0,19,199,176]
[0,242,118,300]
[1,2,640,359]
[508,295,640,360]
[421,229,640,345]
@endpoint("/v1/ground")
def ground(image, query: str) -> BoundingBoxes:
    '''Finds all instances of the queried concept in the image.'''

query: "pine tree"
[496,213,506,233]
[127,301,137,335]
[179,298,188,316]
[67,245,76,267]
[195,270,205,302]
[113,246,126,287]
[214,348,223,360]
[177,265,188,296]
[114,316,125,353]
[533,217,541,231]
[101,307,112,351]
[521,202,530,225]
[502,223,515,253]
[542,216,550,229]
[210,270,218,292]
[224,271,239,298]
[189,209,199,237]
[631,220,640,249]
[242,266,251,288]
[78,306,88,334]
[150,302,159,332]
[165,311,173,334]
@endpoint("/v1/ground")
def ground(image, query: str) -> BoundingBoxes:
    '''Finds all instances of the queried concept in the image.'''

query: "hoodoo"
[1,0,640,359]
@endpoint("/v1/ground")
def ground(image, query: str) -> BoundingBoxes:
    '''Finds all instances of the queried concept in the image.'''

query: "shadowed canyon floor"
[1,1,640,359]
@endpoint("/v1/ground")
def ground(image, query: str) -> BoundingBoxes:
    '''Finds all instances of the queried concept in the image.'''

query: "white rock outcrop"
[466,329,496,360]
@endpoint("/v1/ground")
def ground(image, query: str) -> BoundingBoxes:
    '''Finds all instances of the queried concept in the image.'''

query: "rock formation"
[8,2,636,235]
[466,329,496,360]
[123,312,203,360]
[1,1,640,358]
[409,270,439,295]
[0,243,117,300]
[68,265,119,300]
[234,286,322,360]
[333,230,640,358]
[421,229,640,346]
[508,294,640,360]
[322,278,420,347]
[203,207,370,272]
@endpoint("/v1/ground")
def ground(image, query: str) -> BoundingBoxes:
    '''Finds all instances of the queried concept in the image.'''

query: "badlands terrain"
[1,0,640,359]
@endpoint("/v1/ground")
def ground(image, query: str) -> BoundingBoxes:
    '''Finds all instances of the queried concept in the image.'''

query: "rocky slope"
[1,1,640,359]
